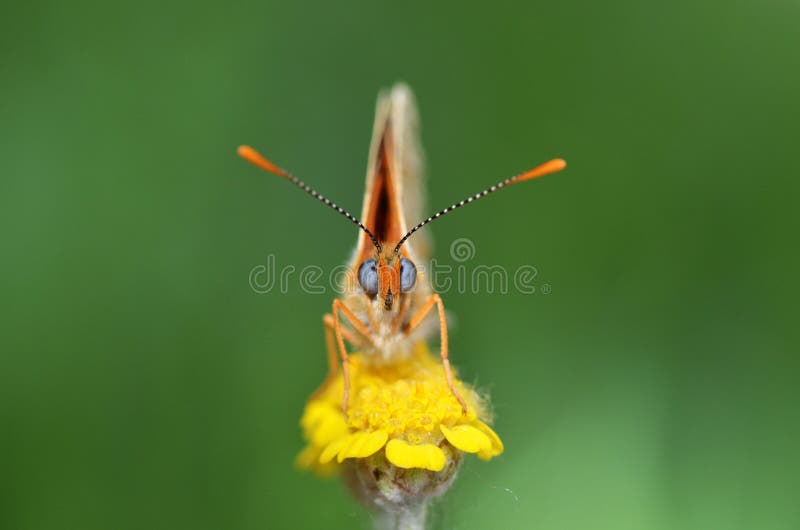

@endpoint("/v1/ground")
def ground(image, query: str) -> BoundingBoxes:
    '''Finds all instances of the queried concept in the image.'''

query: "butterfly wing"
[352,84,430,267]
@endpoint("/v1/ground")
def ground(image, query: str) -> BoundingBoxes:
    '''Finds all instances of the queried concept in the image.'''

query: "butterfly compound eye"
[399,258,417,292]
[358,259,379,295]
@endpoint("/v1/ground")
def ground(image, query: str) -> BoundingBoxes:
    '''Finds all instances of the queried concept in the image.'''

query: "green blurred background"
[2,0,798,529]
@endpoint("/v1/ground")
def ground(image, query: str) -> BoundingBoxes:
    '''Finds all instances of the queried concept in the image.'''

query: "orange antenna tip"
[518,158,567,182]
[237,145,287,177]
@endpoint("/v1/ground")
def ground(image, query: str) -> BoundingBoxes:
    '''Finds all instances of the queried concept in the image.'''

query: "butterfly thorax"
[342,264,433,365]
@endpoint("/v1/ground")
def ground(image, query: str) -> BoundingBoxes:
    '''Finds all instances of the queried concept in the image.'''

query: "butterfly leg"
[332,299,373,416]
[324,314,368,371]
[310,314,365,400]
[405,294,468,414]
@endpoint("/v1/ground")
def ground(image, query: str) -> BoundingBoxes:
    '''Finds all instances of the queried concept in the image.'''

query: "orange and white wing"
[352,84,430,267]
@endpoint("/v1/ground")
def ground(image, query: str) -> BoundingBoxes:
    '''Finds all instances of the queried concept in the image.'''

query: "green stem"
[373,503,428,530]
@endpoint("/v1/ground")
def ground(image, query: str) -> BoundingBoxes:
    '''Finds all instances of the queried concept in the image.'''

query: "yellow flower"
[297,342,503,474]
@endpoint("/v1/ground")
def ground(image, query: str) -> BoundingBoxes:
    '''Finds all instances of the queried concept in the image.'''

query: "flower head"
[297,342,503,475]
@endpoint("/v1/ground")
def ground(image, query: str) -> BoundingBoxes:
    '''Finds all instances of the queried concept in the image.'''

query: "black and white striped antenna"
[238,145,383,254]
[391,158,566,257]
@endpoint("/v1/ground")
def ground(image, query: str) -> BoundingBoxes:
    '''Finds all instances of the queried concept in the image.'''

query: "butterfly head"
[357,252,417,311]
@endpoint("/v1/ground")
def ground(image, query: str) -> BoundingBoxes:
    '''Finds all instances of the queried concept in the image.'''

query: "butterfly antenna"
[392,158,566,256]
[238,145,382,253]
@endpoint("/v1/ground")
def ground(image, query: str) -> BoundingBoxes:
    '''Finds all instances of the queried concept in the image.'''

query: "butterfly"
[238,84,565,416]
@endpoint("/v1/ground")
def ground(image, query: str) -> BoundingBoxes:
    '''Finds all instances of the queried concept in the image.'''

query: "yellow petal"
[440,424,491,453]
[337,430,389,462]
[319,436,349,464]
[310,413,349,448]
[295,444,319,470]
[473,421,504,460]
[300,401,328,431]
[385,439,446,471]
